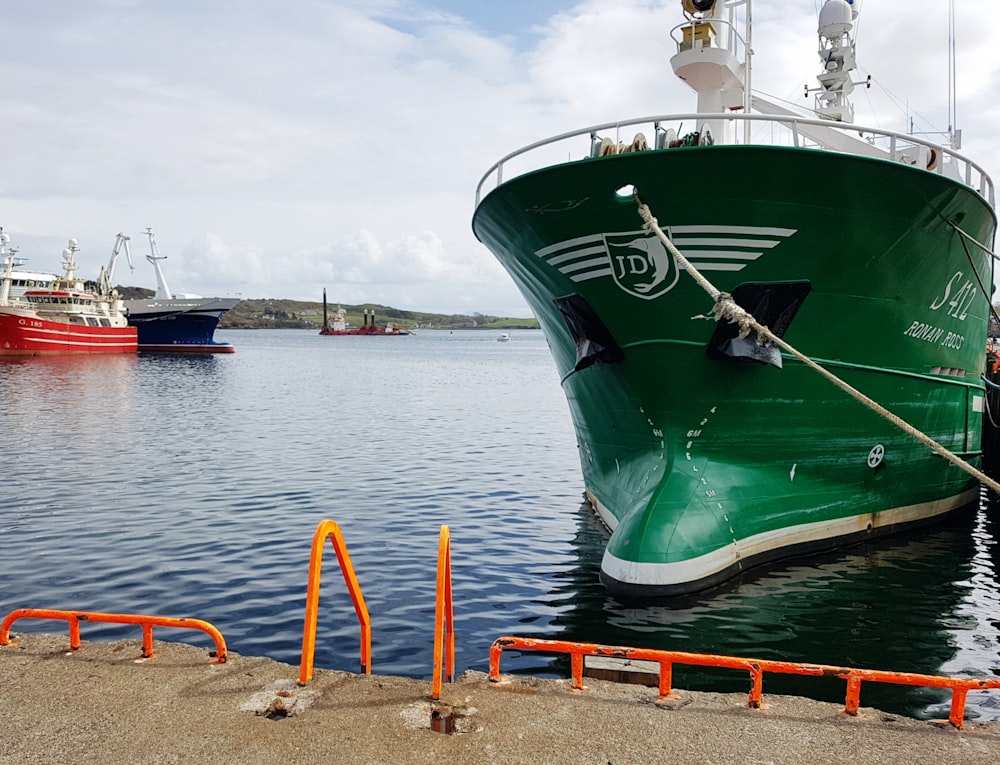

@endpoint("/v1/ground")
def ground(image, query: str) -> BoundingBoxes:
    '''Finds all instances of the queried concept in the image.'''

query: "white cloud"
[2,0,998,317]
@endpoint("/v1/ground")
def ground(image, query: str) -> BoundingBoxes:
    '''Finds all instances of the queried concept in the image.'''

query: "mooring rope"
[949,221,999,261]
[633,192,1000,496]
[951,220,1000,341]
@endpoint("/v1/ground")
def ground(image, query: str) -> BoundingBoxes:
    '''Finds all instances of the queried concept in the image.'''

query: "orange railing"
[299,519,371,683]
[489,636,1000,730]
[430,525,455,700]
[0,608,227,663]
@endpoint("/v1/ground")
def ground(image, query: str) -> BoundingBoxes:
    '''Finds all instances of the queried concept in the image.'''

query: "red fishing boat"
[318,289,410,336]
[0,230,137,356]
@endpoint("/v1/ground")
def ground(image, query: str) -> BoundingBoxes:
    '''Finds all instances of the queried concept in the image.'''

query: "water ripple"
[2,331,1000,720]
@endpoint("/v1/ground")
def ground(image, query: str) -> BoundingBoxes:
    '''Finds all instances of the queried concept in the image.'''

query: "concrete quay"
[3,633,1000,765]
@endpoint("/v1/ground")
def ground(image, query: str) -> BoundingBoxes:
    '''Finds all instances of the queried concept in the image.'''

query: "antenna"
[807,0,867,123]
[948,0,960,149]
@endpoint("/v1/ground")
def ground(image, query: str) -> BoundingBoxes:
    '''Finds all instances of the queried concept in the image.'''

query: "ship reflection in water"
[540,490,1000,722]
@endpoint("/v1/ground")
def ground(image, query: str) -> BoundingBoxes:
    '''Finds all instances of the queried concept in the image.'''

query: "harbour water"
[2,329,999,721]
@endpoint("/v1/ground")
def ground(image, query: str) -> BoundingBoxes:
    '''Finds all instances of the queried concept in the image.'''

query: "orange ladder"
[298,519,372,683]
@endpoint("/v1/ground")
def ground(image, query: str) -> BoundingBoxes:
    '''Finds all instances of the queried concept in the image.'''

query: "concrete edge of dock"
[3,633,1000,765]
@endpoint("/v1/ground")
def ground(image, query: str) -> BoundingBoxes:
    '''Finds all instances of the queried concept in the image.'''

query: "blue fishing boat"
[117,229,239,354]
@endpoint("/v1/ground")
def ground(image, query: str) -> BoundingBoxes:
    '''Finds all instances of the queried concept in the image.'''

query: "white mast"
[0,231,12,305]
[947,0,961,149]
[61,239,83,289]
[669,0,750,144]
[144,228,174,300]
[809,0,862,122]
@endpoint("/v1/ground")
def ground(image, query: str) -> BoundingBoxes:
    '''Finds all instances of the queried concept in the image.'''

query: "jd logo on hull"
[535,224,796,298]
[604,232,679,300]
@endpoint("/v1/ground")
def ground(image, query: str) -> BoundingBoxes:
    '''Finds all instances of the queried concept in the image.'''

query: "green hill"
[112,286,538,330]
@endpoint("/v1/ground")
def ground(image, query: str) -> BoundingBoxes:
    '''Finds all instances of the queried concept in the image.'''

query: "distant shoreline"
[215,297,538,331]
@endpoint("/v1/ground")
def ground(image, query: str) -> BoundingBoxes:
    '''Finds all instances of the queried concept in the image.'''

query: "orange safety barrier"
[299,519,372,683]
[489,636,1000,730]
[430,525,455,700]
[0,608,227,663]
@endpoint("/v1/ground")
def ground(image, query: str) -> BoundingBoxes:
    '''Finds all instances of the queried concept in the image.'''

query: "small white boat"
[497,333,510,342]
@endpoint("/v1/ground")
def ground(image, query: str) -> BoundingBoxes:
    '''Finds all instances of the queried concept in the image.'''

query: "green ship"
[472,0,997,599]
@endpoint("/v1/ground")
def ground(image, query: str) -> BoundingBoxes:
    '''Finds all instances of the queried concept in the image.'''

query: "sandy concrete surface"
[3,633,1000,765]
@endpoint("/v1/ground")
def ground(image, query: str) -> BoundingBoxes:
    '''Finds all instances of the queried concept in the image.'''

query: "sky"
[3,0,999,317]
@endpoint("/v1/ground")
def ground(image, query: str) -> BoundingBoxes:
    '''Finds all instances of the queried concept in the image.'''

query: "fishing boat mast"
[670,1,871,143]
[807,0,863,122]
[669,0,751,144]
[0,231,12,305]
[144,228,174,300]
[947,0,960,149]
[59,239,86,291]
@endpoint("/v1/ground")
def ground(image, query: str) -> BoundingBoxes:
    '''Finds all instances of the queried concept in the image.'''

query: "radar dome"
[818,0,854,38]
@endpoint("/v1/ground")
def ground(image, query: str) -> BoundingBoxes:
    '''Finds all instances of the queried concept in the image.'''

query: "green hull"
[473,144,997,599]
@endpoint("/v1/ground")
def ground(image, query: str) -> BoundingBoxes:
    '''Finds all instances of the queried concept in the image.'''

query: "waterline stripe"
[596,489,979,587]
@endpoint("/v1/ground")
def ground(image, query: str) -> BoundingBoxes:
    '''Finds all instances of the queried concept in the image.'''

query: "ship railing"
[474,112,995,208]
[669,17,747,60]
[0,608,227,663]
[488,636,1000,730]
[0,294,31,308]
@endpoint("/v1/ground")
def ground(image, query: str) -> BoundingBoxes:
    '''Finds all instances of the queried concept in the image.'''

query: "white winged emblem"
[534,225,797,299]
